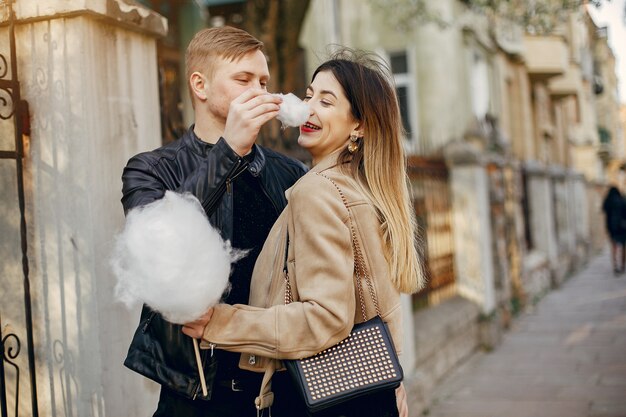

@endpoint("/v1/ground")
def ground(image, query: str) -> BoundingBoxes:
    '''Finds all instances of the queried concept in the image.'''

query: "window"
[521,170,534,251]
[396,86,412,137]
[389,50,418,144]
[470,50,490,120]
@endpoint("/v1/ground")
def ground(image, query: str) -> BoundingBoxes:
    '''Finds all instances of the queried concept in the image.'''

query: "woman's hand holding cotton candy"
[223,88,282,156]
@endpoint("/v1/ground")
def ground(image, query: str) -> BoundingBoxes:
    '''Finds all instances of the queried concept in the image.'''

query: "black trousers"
[152,372,263,417]
[153,371,398,417]
[271,371,399,417]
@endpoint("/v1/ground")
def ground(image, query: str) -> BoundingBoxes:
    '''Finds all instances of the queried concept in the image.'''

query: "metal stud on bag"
[283,172,403,413]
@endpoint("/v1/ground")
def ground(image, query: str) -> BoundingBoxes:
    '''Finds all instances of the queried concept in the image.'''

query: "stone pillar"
[2,1,166,416]
[486,158,512,311]
[525,161,559,285]
[400,294,416,373]
[551,166,572,283]
[444,142,496,315]
[588,181,608,253]
[562,170,578,253]
[571,173,590,262]
[564,170,584,268]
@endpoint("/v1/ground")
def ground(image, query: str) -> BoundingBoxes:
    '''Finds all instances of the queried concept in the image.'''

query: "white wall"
[0,1,165,415]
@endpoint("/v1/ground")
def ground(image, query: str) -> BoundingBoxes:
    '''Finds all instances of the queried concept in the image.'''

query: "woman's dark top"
[602,188,626,243]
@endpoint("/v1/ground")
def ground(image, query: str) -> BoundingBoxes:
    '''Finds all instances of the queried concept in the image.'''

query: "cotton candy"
[274,93,309,128]
[111,191,244,324]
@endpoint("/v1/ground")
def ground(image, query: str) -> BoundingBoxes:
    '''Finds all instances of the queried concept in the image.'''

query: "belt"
[216,378,245,392]
[215,374,263,393]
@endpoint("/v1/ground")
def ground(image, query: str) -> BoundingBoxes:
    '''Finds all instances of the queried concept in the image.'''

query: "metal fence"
[408,157,456,308]
[0,0,39,415]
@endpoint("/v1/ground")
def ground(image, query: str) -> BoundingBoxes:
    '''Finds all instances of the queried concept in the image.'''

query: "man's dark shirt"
[215,148,279,377]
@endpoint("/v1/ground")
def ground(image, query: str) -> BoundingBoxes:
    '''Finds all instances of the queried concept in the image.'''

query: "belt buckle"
[231,379,244,392]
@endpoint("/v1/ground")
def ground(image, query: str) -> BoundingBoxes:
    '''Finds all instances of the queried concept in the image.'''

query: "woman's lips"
[301,122,321,133]
[301,126,317,133]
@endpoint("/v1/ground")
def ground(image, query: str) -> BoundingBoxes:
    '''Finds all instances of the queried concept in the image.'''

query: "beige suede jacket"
[201,151,403,405]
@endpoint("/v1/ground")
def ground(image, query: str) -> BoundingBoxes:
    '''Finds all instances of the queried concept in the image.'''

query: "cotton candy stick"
[192,338,208,396]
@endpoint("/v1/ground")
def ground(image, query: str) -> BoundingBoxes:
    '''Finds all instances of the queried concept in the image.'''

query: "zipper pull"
[226,178,231,194]
[209,343,215,357]
[142,312,156,333]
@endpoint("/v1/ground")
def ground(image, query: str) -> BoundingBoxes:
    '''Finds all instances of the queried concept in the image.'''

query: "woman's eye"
[321,100,332,107]
[303,95,312,102]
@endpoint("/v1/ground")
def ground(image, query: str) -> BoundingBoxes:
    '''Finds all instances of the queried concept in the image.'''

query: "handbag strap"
[282,172,382,321]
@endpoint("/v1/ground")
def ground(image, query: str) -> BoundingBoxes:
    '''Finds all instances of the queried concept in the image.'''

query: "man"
[121,26,307,417]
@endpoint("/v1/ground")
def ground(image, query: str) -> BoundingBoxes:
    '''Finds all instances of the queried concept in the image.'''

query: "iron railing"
[408,157,456,308]
[0,0,39,415]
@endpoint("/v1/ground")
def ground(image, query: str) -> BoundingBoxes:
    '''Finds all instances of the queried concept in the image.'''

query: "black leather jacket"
[120,127,307,400]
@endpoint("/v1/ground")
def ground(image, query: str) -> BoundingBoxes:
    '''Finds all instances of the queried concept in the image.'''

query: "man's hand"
[396,382,409,417]
[182,308,214,339]
[223,89,282,156]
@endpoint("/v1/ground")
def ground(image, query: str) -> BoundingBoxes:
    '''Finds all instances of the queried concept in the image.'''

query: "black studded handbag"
[282,175,403,413]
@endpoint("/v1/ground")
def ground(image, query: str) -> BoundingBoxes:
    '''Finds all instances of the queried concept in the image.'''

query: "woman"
[184,50,424,416]
[602,186,626,274]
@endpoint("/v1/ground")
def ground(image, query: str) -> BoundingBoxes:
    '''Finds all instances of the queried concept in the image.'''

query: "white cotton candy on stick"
[273,93,309,128]
[111,191,245,397]
[111,191,244,324]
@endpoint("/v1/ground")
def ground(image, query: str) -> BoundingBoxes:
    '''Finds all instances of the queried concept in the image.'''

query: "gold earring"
[348,134,359,153]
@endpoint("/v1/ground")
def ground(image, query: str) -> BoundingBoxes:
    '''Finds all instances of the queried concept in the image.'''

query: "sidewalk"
[416,250,626,417]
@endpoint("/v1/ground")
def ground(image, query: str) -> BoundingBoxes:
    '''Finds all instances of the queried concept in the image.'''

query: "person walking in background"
[602,186,626,275]
[120,26,307,417]
[183,49,425,417]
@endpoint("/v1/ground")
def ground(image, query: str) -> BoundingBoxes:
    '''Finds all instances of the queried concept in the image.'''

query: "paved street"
[420,250,626,417]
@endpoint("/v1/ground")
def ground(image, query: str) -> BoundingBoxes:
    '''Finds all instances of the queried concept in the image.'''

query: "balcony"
[493,18,524,56]
[523,35,568,81]
[548,64,583,99]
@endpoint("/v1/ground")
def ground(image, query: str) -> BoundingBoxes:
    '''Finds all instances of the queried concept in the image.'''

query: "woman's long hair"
[313,49,425,293]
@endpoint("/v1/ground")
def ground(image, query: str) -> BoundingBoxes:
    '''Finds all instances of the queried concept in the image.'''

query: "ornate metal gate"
[0,0,39,416]
[408,157,456,308]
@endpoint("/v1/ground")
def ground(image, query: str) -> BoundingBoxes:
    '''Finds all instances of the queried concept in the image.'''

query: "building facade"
[1,0,622,416]
[300,0,619,412]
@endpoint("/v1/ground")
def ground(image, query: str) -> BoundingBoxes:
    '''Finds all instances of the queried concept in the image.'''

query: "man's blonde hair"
[185,26,264,103]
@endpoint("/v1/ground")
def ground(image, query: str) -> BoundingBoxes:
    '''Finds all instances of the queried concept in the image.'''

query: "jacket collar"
[310,149,349,173]
[247,144,266,177]
[285,149,349,200]
[184,125,266,176]
[183,125,212,156]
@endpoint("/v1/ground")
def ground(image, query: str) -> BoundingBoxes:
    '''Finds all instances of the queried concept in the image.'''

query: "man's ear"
[190,71,208,101]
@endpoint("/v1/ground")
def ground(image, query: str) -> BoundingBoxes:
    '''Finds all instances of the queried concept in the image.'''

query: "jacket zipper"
[204,158,244,211]
[141,312,157,333]
[193,159,248,399]
[226,162,248,195]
